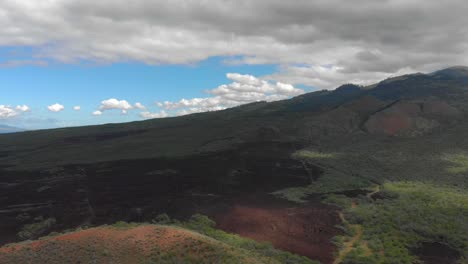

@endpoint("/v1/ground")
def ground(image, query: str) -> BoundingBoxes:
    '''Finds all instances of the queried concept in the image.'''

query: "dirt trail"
[367,185,381,198]
[333,185,380,264]
[333,213,363,264]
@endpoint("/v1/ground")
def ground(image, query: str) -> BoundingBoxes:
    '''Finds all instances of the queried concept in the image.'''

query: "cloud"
[0,105,19,119]
[0,104,31,119]
[47,103,65,112]
[134,102,146,110]
[99,98,133,114]
[1,1,468,89]
[73,106,81,111]
[15,105,30,112]
[158,73,304,115]
[265,64,416,90]
[140,110,168,119]
[0,60,48,68]
[92,110,102,116]
[176,107,225,116]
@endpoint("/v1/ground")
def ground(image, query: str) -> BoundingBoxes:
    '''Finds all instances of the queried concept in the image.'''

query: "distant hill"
[0,125,24,134]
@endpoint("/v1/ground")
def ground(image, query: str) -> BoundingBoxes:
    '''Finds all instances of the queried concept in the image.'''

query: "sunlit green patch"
[444,153,468,174]
[273,171,372,203]
[335,181,468,264]
[292,150,338,160]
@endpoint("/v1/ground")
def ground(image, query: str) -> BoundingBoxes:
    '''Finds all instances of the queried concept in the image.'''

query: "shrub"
[152,213,172,225]
[17,217,56,240]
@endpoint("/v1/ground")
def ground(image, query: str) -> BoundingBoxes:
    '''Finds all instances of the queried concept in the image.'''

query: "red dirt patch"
[0,225,255,264]
[364,101,419,136]
[381,114,412,135]
[214,198,341,264]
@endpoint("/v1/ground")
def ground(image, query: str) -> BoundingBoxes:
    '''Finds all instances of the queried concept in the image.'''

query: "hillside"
[0,217,313,264]
[1,67,468,263]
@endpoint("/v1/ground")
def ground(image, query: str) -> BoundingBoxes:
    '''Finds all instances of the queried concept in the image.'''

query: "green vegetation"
[17,217,56,240]
[274,146,468,263]
[329,182,467,264]
[151,213,172,225]
[275,140,468,203]
[273,149,372,203]
[273,172,371,203]
[444,153,468,174]
[292,150,338,160]
[111,221,141,229]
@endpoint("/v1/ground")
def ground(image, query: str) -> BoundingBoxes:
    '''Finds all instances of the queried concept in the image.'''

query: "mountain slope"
[1,67,468,263]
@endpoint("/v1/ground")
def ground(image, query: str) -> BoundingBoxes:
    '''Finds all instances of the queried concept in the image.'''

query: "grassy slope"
[0,216,315,264]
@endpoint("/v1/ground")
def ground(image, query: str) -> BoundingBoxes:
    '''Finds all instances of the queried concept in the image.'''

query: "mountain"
[431,66,468,81]
[0,67,467,264]
[0,125,24,134]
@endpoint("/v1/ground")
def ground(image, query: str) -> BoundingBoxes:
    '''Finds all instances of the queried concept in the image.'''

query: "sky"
[1,0,468,129]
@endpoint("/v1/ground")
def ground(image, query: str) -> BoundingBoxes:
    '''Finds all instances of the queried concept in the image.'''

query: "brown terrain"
[0,225,265,264]
[0,142,343,263]
[212,194,341,264]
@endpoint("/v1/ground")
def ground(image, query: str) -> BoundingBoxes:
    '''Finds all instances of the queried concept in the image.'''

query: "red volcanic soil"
[212,194,341,264]
[376,114,412,135]
[0,225,254,264]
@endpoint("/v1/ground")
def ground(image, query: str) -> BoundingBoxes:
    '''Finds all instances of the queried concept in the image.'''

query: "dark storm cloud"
[1,0,467,88]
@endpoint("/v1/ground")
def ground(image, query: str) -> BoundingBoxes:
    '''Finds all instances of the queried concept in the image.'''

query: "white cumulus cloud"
[140,110,168,119]
[73,106,81,111]
[99,98,133,114]
[0,104,31,119]
[158,73,304,115]
[92,110,103,116]
[15,105,30,112]
[0,105,18,119]
[134,102,146,110]
[47,103,65,112]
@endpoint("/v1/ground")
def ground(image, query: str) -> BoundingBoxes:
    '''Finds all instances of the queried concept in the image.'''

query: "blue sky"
[1,1,466,129]
[1,53,289,129]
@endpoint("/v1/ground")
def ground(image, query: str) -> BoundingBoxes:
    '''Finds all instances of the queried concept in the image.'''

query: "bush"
[17,217,56,240]
[152,213,172,225]
[111,221,139,229]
